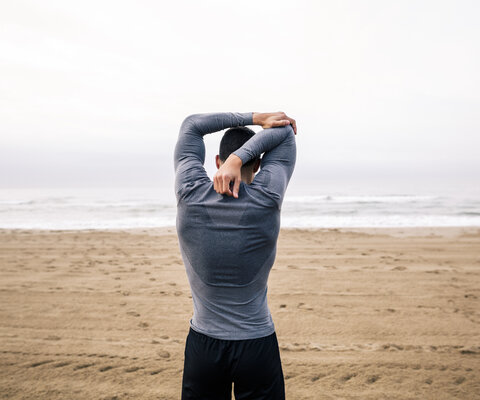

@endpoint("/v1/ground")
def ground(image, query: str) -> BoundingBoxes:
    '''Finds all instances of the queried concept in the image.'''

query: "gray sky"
[1,0,479,191]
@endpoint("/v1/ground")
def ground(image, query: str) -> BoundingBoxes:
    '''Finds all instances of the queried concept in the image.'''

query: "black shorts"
[181,327,285,400]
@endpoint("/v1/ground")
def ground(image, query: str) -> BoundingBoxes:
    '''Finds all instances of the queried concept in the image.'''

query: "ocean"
[1,181,479,230]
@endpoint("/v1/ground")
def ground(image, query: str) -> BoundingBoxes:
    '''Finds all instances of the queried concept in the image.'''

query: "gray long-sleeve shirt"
[174,112,296,340]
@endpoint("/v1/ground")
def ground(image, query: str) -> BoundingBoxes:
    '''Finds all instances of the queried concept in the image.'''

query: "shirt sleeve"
[232,124,296,209]
[174,112,253,201]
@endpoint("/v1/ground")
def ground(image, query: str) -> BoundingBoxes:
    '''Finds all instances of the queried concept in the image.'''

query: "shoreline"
[1,225,479,237]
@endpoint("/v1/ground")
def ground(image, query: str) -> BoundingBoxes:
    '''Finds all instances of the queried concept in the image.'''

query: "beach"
[0,226,479,399]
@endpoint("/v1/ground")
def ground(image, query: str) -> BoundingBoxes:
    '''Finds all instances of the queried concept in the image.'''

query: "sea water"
[0,182,479,230]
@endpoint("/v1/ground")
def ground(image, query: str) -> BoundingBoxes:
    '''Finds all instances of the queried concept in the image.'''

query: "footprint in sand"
[460,347,479,354]
[323,265,337,270]
[99,365,116,372]
[150,368,166,375]
[311,374,326,382]
[53,361,71,368]
[297,302,314,311]
[28,360,54,368]
[341,372,357,382]
[126,311,140,317]
[125,366,144,373]
[74,363,95,370]
[157,350,170,359]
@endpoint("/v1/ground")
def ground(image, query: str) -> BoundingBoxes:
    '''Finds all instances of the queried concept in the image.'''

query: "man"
[174,111,297,399]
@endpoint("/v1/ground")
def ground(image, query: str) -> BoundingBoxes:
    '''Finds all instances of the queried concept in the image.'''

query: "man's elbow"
[180,114,199,132]
[285,124,295,137]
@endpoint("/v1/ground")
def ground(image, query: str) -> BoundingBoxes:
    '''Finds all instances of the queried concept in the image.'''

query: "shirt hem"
[189,319,275,341]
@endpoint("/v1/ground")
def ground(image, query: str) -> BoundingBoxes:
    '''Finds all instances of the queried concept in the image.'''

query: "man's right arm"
[233,125,297,208]
[231,113,297,208]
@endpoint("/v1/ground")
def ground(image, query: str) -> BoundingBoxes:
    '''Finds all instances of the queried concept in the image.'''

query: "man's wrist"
[226,153,243,167]
[252,112,263,126]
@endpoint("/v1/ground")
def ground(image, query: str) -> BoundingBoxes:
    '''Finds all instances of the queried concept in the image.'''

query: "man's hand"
[213,154,243,198]
[252,111,297,135]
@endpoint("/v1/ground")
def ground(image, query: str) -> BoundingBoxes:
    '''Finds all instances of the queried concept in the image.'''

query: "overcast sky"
[1,0,479,191]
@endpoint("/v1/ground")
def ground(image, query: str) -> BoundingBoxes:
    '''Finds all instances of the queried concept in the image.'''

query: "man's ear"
[253,158,261,173]
[215,155,222,169]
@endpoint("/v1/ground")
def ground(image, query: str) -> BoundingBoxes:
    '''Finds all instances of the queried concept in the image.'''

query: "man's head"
[215,127,261,184]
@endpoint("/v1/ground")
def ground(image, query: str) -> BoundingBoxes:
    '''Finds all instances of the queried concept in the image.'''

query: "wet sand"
[0,227,479,399]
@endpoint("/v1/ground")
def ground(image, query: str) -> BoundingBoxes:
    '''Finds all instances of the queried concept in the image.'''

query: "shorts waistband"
[188,326,276,342]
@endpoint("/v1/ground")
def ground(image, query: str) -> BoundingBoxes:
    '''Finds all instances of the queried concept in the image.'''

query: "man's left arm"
[173,112,253,201]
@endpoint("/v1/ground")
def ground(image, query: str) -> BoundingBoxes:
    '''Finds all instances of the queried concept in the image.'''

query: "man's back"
[177,178,281,339]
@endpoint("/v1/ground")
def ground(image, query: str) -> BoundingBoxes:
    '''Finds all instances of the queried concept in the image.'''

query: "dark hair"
[219,127,260,168]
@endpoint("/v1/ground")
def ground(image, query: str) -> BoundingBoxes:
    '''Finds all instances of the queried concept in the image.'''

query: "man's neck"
[241,171,254,185]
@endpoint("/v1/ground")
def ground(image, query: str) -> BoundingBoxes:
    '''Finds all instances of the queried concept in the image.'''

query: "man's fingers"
[215,174,223,194]
[286,117,297,134]
[272,120,290,127]
[213,173,242,198]
[233,177,240,199]
[222,176,232,196]
[212,174,245,197]
[221,176,227,194]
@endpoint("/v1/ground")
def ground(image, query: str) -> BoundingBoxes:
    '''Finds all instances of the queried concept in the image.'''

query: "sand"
[0,226,479,399]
